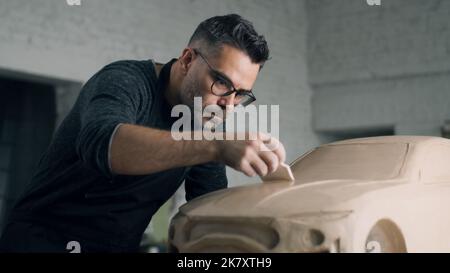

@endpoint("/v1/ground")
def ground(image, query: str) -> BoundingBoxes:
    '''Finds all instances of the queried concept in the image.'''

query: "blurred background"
[0,0,449,251]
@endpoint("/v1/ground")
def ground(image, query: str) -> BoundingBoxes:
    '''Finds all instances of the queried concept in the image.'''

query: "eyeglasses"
[193,48,256,107]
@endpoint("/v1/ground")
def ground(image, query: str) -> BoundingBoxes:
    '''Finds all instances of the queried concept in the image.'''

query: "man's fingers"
[240,160,256,177]
[224,133,286,177]
[249,156,269,177]
[258,151,280,174]
[261,137,286,163]
[273,142,286,163]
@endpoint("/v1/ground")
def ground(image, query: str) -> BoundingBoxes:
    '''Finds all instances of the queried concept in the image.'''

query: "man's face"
[179,45,260,125]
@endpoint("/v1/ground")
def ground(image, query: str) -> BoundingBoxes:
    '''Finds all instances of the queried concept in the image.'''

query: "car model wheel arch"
[364,219,407,253]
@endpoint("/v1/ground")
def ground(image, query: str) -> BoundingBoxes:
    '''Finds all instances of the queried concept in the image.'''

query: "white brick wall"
[308,0,450,136]
[308,0,450,83]
[0,0,318,216]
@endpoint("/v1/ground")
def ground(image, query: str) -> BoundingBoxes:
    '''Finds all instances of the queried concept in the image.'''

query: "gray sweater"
[5,59,227,251]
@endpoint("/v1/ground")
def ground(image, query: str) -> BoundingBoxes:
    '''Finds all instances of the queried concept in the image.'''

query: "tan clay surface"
[169,136,450,253]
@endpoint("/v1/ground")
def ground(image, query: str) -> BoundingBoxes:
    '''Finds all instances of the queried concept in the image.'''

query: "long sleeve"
[75,67,148,178]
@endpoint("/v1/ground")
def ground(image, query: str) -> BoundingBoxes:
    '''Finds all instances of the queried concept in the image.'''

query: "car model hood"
[179,179,405,218]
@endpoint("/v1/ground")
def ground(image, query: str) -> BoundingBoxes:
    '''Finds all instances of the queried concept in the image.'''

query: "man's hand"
[215,132,286,177]
[110,124,285,178]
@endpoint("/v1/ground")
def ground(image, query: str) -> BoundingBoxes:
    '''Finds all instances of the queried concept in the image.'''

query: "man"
[0,14,285,252]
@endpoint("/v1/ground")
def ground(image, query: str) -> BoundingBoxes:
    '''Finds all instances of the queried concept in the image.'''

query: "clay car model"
[169,136,450,253]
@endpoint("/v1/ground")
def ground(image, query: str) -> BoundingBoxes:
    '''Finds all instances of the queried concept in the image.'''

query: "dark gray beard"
[179,75,205,129]
[181,75,203,111]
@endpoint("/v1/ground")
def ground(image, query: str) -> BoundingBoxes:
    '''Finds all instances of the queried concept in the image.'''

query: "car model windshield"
[292,143,409,183]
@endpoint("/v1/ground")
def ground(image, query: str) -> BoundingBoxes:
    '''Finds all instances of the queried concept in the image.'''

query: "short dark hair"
[189,14,270,66]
